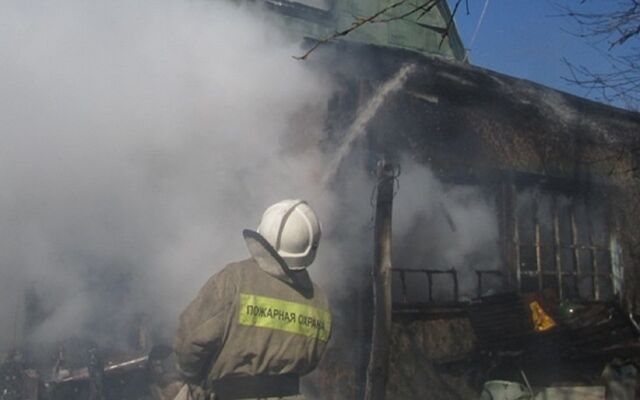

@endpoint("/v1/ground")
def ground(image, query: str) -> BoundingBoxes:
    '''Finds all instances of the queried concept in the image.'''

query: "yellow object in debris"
[529,301,557,332]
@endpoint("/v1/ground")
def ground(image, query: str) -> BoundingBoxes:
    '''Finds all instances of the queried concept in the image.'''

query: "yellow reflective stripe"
[238,293,331,342]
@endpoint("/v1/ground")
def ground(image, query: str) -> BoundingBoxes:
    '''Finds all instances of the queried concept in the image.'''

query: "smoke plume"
[0,0,333,351]
[393,161,500,301]
[0,0,499,368]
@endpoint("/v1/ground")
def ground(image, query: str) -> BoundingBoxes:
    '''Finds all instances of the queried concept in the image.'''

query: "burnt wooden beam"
[87,347,105,400]
[570,206,582,297]
[534,199,543,292]
[512,184,522,292]
[364,161,396,400]
[552,197,564,300]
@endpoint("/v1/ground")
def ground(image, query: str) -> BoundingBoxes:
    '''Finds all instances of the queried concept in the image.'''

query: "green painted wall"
[265,0,466,60]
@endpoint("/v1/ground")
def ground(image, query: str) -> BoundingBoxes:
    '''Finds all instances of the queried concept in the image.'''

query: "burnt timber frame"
[503,181,617,302]
[390,172,620,312]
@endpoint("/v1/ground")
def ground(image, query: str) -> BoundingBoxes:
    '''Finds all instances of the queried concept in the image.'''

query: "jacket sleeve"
[173,268,236,382]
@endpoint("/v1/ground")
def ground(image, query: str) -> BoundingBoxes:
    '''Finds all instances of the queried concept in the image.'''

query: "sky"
[450,0,617,105]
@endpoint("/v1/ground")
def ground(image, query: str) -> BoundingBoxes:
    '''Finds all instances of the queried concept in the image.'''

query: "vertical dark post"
[364,161,396,400]
[534,201,543,292]
[503,183,518,290]
[552,197,563,300]
[427,272,433,303]
[452,269,459,303]
[586,200,600,300]
[512,184,522,292]
[52,344,66,381]
[400,271,408,304]
[88,347,105,400]
[570,205,581,297]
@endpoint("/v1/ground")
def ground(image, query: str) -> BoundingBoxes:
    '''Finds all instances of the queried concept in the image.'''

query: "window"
[511,187,619,301]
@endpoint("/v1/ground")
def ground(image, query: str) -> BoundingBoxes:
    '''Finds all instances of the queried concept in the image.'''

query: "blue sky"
[449,1,616,104]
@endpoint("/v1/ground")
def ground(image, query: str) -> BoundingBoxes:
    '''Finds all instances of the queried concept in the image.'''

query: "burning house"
[2,0,640,399]
[273,1,640,399]
[312,49,640,399]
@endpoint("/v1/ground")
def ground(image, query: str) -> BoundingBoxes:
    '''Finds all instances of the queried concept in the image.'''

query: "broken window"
[511,187,619,301]
[390,180,502,307]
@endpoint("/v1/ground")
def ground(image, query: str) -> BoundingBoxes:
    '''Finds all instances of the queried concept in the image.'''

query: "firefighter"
[174,200,332,400]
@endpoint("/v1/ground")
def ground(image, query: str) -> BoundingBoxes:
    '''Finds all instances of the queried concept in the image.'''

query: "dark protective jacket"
[174,230,332,399]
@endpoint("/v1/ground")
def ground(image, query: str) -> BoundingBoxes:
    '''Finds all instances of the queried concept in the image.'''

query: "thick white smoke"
[0,0,500,364]
[393,161,500,300]
[0,0,333,350]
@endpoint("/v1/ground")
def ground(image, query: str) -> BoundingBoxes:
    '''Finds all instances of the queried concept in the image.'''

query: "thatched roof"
[315,41,640,186]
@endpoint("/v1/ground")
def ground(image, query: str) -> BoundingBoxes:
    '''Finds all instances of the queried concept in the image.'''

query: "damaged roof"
[317,42,640,184]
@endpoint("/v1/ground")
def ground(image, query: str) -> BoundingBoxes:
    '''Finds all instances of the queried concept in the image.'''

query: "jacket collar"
[242,229,313,298]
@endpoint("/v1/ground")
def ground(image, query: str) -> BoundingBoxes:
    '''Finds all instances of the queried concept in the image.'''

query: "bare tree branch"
[438,0,462,48]
[373,0,439,24]
[557,1,640,109]
[294,0,411,61]
[294,0,467,60]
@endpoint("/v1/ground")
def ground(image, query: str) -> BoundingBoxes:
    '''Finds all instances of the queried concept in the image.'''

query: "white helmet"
[257,199,321,270]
